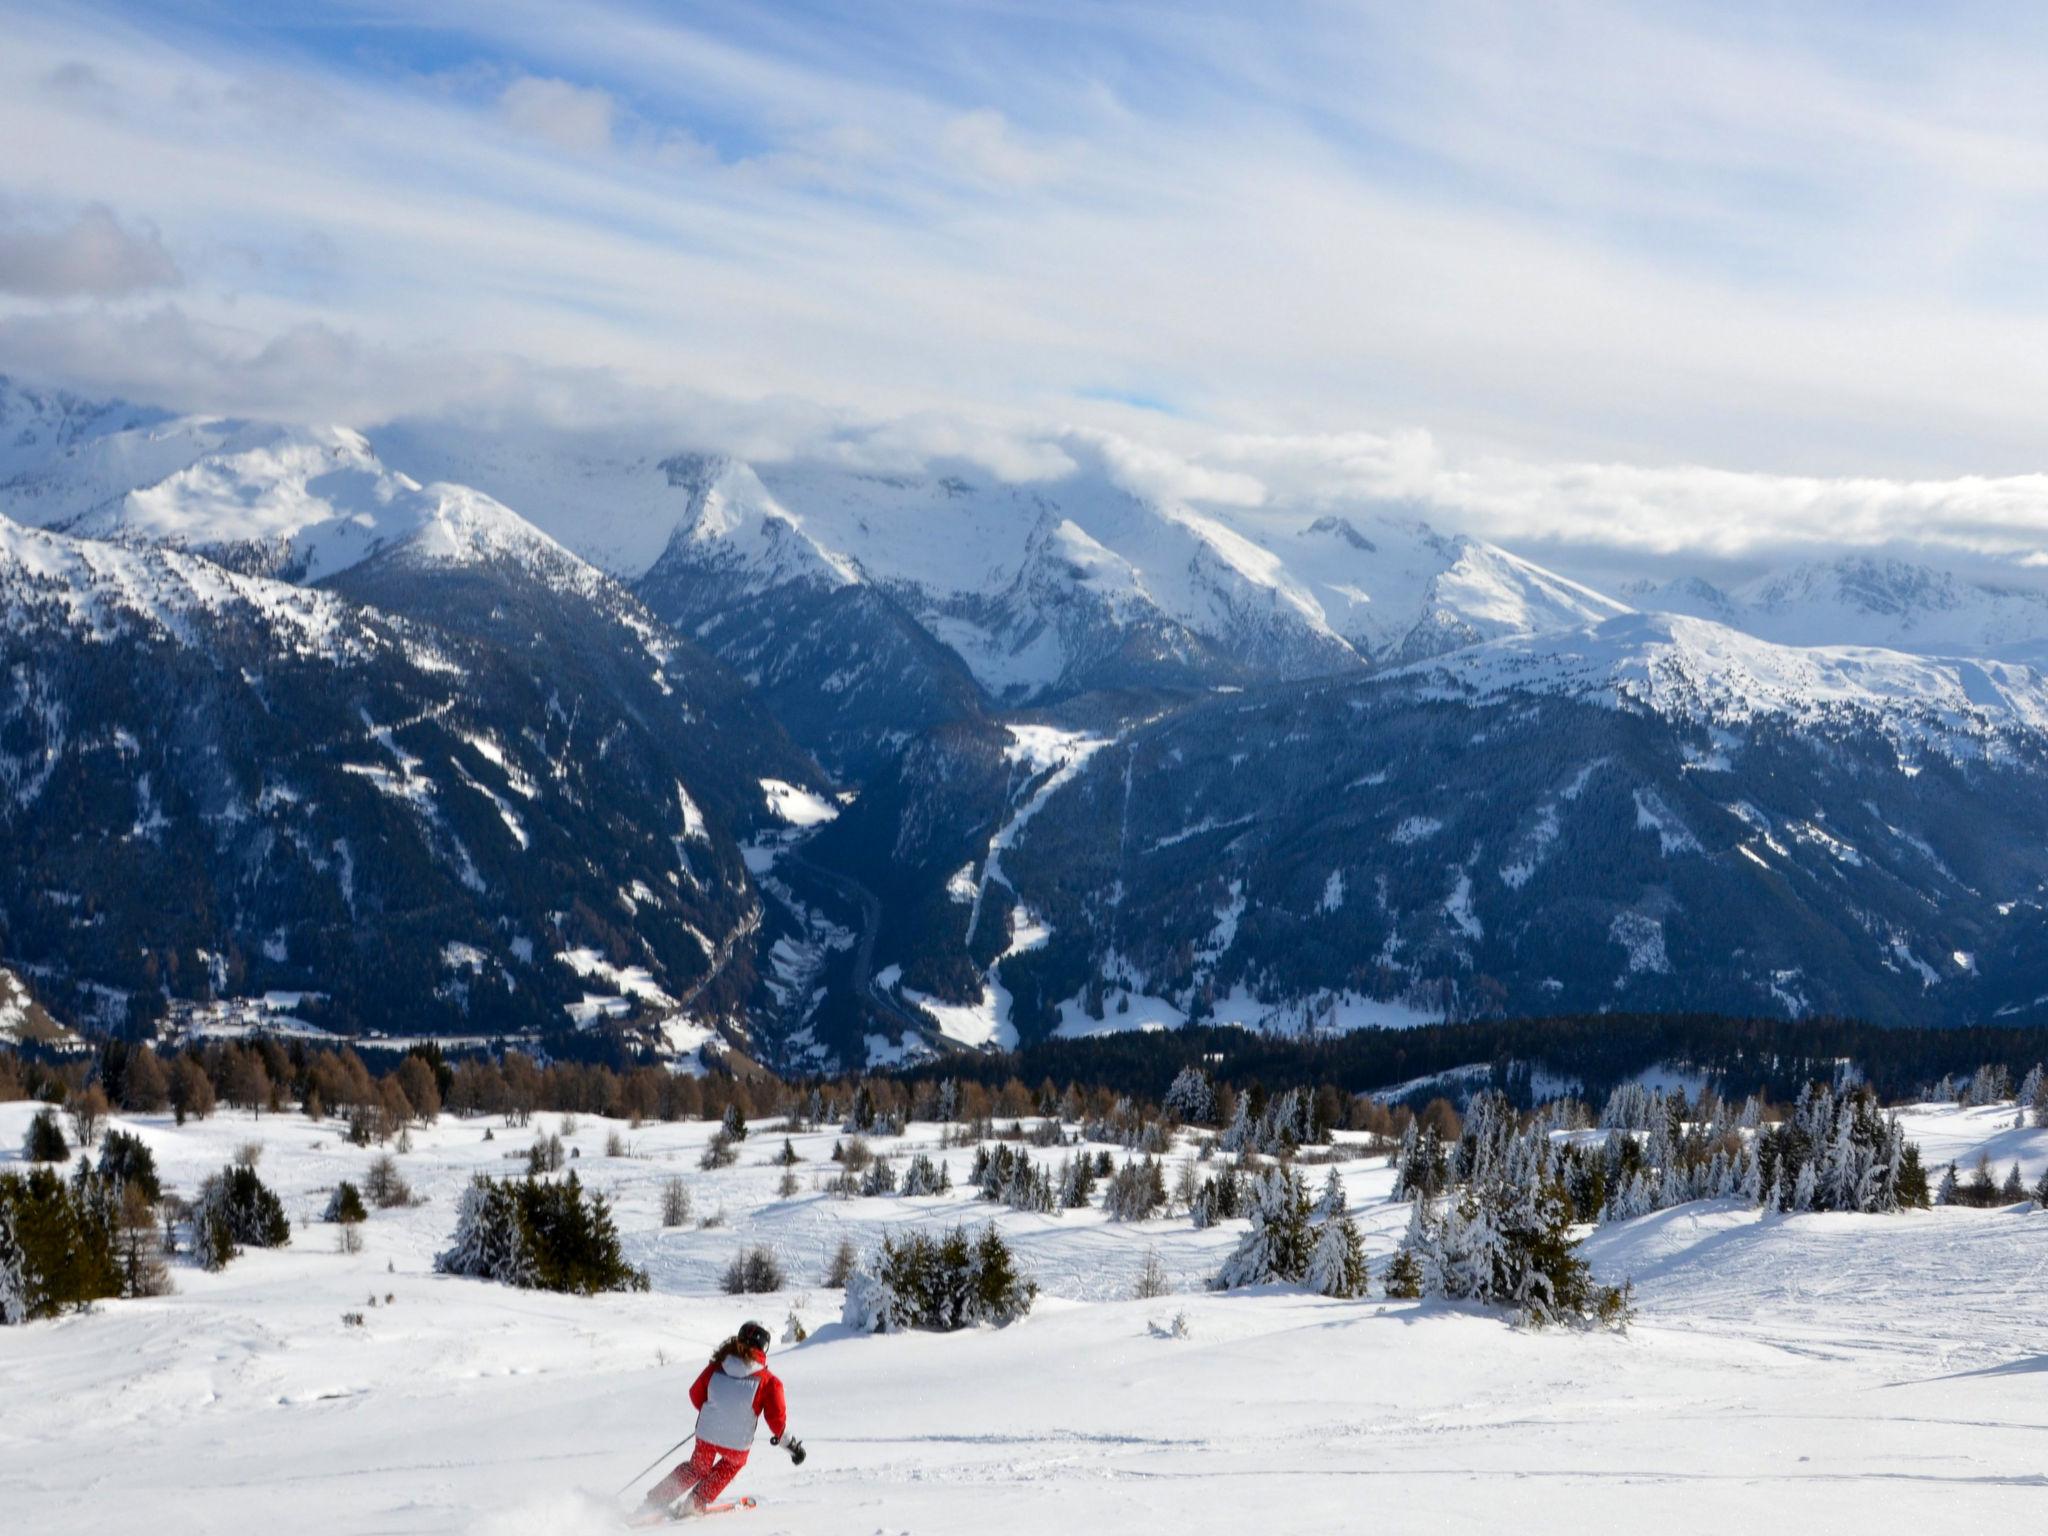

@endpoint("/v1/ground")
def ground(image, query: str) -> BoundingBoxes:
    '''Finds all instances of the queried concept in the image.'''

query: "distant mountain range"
[7,372,2048,1068]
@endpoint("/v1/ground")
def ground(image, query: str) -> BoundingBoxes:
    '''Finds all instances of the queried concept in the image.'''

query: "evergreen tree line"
[862,1014,2048,1117]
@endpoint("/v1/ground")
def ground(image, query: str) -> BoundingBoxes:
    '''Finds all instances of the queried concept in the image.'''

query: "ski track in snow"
[7,1102,2048,1533]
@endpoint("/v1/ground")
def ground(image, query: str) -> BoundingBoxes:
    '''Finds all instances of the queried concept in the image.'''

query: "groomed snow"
[9,1099,2047,1533]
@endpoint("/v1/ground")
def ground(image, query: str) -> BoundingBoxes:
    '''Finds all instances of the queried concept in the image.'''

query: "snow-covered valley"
[6,1097,2048,1535]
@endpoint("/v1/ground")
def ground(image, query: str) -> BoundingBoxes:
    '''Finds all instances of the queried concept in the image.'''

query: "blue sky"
[6,1,2048,568]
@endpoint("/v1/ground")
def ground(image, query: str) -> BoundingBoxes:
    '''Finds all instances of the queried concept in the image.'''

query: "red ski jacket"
[690,1355,788,1451]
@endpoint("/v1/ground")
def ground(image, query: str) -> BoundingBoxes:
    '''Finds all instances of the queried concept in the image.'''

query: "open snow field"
[5,1100,2048,1535]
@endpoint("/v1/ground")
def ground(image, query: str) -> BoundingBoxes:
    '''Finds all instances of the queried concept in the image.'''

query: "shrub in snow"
[364,1154,412,1208]
[840,1224,1036,1334]
[900,1153,951,1197]
[660,1176,692,1227]
[1055,1154,1097,1210]
[436,1173,647,1295]
[193,1165,291,1271]
[1103,1158,1167,1222]
[23,1108,68,1164]
[823,1236,859,1289]
[1189,1167,1246,1229]
[323,1182,368,1224]
[67,1084,109,1148]
[96,1130,161,1202]
[699,1128,739,1171]
[1132,1246,1172,1300]
[528,1133,566,1174]
[973,1145,1055,1214]
[722,1245,785,1295]
[115,1183,171,1298]
[720,1103,748,1141]
[861,1157,898,1197]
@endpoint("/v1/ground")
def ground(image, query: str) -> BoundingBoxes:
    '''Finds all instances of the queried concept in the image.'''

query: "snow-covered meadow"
[5,1098,2048,1535]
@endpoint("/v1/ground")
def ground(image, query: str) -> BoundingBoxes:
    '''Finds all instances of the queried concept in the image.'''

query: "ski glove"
[776,1436,806,1466]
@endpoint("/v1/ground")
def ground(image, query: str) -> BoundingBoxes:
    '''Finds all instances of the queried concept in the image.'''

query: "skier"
[630,1321,805,1523]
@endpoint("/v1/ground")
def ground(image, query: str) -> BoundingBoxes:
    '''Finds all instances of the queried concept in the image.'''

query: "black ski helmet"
[738,1319,771,1354]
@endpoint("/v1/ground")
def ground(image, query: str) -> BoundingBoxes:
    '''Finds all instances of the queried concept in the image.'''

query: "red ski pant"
[652,1440,749,1507]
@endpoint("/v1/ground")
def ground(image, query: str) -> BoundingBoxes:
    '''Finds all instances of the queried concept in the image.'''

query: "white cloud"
[0,203,179,297]
[497,75,616,156]
[5,2,2048,579]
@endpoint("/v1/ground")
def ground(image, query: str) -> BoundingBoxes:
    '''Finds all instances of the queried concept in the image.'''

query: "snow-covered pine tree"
[1390,1119,1418,1200]
[1218,1093,1253,1154]
[1791,1161,1817,1213]
[1313,1168,1348,1221]
[1162,1066,1216,1125]
[841,1251,899,1334]
[1386,1197,1442,1299]
[1304,1209,1369,1299]
[1935,1162,1959,1206]
[2002,1162,2025,1203]
[1212,1167,1313,1288]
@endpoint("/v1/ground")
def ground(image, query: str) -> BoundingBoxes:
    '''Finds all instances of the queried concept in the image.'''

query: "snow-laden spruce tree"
[1217,1092,1253,1153]
[1213,1167,1313,1289]
[1384,1197,1440,1299]
[1162,1066,1216,1126]
[841,1250,899,1334]
[437,1176,535,1287]
[1302,1169,1367,1297]
[1438,1190,1509,1303]
[1790,1161,1817,1213]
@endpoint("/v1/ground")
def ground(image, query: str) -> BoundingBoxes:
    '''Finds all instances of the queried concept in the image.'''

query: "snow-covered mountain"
[1629,555,2048,663]
[1404,610,2048,763]
[22,373,2048,1063]
[0,387,590,588]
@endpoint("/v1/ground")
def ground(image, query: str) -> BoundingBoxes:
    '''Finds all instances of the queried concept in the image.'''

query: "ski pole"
[615,1435,693,1499]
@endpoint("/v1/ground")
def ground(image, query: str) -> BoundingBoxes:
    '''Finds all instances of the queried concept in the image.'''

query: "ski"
[623,1496,758,1528]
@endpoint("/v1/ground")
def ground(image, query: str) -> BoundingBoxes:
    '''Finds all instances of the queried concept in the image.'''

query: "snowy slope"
[0,373,169,486]
[7,1098,2048,1535]
[0,509,375,656]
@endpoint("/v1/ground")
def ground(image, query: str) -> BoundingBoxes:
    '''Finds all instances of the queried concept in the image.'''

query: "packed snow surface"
[6,1099,2048,1534]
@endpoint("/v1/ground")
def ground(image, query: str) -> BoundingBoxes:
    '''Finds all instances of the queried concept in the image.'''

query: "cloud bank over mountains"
[5,1,2048,583]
